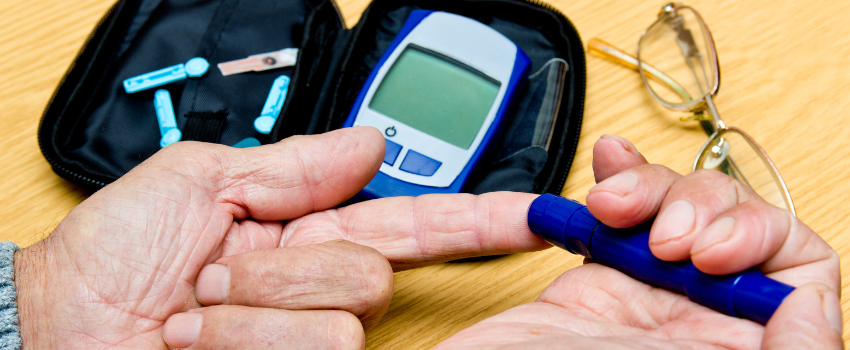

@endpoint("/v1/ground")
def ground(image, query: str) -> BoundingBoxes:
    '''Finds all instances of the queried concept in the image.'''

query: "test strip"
[253,75,291,134]
[154,89,182,148]
[218,48,299,76]
[125,64,187,93]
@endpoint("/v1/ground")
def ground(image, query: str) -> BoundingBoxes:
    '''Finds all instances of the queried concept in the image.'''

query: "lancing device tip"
[124,57,210,93]
[254,75,290,134]
[154,89,182,148]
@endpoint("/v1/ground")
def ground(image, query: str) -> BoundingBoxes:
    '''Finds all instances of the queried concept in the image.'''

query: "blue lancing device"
[254,75,291,134]
[124,57,210,93]
[527,194,794,325]
[344,10,530,199]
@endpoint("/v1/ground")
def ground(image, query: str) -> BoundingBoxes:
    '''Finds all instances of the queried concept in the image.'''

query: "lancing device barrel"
[527,193,794,325]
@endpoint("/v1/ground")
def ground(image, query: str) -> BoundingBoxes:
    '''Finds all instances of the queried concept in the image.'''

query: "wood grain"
[2,0,848,348]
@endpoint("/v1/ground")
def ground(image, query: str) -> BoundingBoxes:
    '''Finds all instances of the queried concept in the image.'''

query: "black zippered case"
[38,0,586,196]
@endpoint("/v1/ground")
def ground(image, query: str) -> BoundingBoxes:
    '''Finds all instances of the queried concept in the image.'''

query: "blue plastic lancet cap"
[185,57,210,78]
[233,137,261,148]
[154,89,182,148]
[254,116,276,134]
[160,129,182,148]
[124,64,187,93]
[254,75,291,134]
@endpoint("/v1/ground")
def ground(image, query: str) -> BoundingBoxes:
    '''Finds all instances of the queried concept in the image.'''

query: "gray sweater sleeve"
[0,242,20,350]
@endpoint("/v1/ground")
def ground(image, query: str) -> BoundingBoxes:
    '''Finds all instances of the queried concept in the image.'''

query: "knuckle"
[690,168,737,187]
[140,141,226,177]
[337,242,394,311]
[327,311,366,350]
[679,169,758,204]
[151,141,208,162]
[736,199,787,223]
[644,163,679,176]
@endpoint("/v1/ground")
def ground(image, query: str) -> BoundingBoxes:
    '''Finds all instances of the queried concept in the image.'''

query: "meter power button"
[385,126,397,137]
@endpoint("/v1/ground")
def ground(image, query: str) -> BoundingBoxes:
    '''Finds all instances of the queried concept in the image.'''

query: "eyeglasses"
[588,3,796,216]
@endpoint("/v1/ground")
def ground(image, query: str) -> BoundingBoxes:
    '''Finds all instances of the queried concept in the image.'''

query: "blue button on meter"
[344,10,530,199]
[384,139,403,166]
[400,150,442,176]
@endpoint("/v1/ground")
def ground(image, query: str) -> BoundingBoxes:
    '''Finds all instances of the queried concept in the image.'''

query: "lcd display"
[369,46,501,150]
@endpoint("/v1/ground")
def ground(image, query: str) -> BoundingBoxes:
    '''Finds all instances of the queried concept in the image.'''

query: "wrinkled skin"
[14,130,842,349]
[16,128,547,349]
[436,135,843,350]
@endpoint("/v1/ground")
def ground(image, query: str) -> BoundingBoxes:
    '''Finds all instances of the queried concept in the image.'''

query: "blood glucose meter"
[344,10,530,199]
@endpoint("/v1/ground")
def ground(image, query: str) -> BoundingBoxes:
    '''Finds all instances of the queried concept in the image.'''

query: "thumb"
[591,134,649,183]
[763,283,843,349]
[114,126,385,221]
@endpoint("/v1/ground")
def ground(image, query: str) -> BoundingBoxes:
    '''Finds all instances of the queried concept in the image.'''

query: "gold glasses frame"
[588,3,796,216]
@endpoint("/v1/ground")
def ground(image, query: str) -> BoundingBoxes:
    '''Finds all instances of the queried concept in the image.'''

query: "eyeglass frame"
[587,3,796,216]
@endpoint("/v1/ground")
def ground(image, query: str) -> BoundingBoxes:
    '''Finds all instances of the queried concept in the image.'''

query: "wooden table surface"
[2,0,849,347]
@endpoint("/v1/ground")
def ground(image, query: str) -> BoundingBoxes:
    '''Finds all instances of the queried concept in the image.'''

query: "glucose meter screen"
[369,46,501,150]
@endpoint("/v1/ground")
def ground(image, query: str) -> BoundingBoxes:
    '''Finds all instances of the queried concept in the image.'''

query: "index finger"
[279,192,551,271]
[689,200,840,293]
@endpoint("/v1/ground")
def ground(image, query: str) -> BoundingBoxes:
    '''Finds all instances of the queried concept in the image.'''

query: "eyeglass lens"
[695,129,792,212]
[638,7,717,106]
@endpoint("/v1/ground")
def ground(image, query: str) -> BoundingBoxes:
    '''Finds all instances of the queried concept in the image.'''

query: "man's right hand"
[436,135,843,349]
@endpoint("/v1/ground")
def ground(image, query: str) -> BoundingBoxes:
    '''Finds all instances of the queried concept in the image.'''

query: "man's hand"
[14,127,549,349]
[436,135,843,349]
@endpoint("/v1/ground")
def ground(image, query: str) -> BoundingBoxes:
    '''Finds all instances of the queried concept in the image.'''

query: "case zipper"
[37,1,122,189]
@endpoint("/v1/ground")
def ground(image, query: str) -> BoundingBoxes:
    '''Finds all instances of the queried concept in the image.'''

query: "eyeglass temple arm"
[587,38,693,103]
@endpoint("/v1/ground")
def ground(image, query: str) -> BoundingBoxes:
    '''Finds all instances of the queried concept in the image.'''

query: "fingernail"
[691,217,736,254]
[195,264,230,305]
[589,172,639,197]
[162,313,202,348]
[650,200,696,245]
[821,290,843,333]
[600,134,642,157]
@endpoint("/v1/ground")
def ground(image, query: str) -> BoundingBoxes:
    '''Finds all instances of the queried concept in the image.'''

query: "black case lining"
[38,0,585,195]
